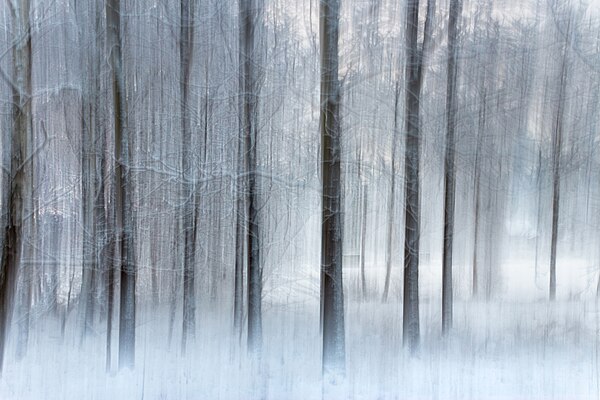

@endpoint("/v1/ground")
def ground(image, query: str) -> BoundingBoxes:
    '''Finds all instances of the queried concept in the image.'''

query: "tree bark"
[402,0,434,353]
[357,143,367,300]
[549,53,568,302]
[106,0,136,369]
[382,81,400,303]
[180,0,196,353]
[239,0,262,354]
[442,0,462,335]
[0,0,32,373]
[320,0,345,376]
[80,7,102,338]
[359,185,368,300]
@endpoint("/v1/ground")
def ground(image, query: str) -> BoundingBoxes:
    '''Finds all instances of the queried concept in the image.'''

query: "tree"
[180,0,197,353]
[472,85,486,298]
[320,0,345,377]
[442,0,462,335]
[78,0,105,342]
[239,0,263,354]
[0,0,32,373]
[402,0,435,352]
[358,142,368,299]
[382,80,400,303]
[549,18,570,301]
[106,0,136,370]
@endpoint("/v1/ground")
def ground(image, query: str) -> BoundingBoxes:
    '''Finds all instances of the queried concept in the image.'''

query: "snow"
[1,276,598,400]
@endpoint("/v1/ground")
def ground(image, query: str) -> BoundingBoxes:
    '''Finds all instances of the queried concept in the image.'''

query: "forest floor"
[0,294,598,399]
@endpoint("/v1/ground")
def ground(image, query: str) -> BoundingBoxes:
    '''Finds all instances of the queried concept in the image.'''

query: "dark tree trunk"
[180,0,196,353]
[442,0,462,335]
[549,29,569,302]
[239,0,262,354]
[80,21,101,339]
[0,0,32,373]
[106,0,136,369]
[320,0,345,376]
[402,0,434,353]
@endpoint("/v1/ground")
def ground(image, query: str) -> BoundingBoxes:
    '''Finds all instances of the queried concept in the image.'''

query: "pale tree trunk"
[359,185,368,299]
[382,81,400,303]
[402,0,434,353]
[96,11,113,368]
[233,22,244,336]
[180,0,196,353]
[233,187,244,338]
[471,24,490,299]
[320,0,345,377]
[105,233,115,371]
[472,91,485,298]
[442,0,462,336]
[0,0,32,373]
[357,144,367,300]
[104,125,116,371]
[80,102,97,338]
[106,0,136,370]
[534,148,542,285]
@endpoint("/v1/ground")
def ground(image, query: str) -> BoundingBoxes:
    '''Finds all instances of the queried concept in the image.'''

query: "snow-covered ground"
[1,290,598,399]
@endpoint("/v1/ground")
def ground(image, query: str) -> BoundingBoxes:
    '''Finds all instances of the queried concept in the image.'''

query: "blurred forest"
[1,0,600,398]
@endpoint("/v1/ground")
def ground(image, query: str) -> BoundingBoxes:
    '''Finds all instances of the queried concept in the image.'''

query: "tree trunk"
[442,0,462,336]
[233,201,244,337]
[239,0,262,354]
[402,0,434,353]
[105,234,115,372]
[80,84,97,342]
[382,81,400,303]
[357,141,367,300]
[472,77,487,298]
[106,0,136,369]
[78,2,103,334]
[359,185,368,300]
[320,0,345,377]
[103,112,115,371]
[320,0,346,375]
[549,32,569,302]
[180,0,196,353]
[534,148,542,286]
[0,0,32,373]
[233,35,244,338]
[103,99,115,372]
